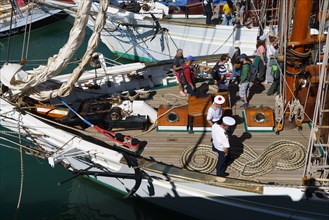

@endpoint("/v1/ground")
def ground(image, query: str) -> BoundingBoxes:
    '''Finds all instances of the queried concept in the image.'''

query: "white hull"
[100,18,264,62]
[93,5,279,62]
[0,5,66,38]
[47,2,274,62]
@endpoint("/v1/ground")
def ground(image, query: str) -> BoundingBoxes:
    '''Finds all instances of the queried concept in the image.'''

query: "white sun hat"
[214,95,225,105]
[222,116,236,126]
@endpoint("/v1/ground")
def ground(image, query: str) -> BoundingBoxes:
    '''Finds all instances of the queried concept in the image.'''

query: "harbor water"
[0,16,188,220]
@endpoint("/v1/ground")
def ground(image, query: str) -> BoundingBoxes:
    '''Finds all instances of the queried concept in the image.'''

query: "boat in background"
[117,0,205,19]
[41,0,281,62]
[0,0,67,38]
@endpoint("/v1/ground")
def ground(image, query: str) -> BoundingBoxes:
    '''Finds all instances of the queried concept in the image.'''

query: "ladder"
[303,26,329,186]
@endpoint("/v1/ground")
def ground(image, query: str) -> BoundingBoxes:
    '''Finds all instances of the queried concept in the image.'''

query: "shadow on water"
[0,141,191,220]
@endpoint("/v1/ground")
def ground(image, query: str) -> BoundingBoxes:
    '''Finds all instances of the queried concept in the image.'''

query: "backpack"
[179,66,190,85]
[242,63,257,82]
[245,63,257,82]
[179,70,187,85]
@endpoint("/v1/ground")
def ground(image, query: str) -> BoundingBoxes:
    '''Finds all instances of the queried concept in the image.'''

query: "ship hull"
[98,14,266,62]
[0,7,67,38]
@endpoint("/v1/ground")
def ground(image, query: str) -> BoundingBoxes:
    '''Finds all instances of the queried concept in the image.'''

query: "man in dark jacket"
[202,0,215,24]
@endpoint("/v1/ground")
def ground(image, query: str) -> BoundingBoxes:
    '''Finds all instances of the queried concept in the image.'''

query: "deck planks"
[90,82,311,185]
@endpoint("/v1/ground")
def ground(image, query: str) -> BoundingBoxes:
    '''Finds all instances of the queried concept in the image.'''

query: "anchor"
[58,152,143,198]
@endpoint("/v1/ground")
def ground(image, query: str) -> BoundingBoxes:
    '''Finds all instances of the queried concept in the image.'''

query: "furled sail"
[0,0,93,100]
[28,0,109,100]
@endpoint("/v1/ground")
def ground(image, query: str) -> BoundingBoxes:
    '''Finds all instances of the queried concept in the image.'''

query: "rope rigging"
[270,0,329,131]
[16,112,24,212]
[6,0,16,62]
[109,20,157,62]
[20,0,33,64]
[211,27,235,55]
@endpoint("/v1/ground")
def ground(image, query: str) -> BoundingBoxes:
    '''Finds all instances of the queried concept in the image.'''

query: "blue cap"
[237,53,248,59]
[186,55,196,61]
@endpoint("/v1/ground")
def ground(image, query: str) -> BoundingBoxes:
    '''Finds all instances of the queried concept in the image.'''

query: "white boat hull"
[100,19,264,62]
[0,6,67,38]
[52,3,275,62]
[93,5,278,62]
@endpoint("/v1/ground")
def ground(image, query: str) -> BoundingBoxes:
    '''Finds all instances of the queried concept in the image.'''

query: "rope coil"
[180,140,307,178]
[180,144,218,173]
[230,140,307,178]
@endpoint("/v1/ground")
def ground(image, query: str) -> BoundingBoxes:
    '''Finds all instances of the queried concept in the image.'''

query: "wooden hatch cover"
[244,106,275,131]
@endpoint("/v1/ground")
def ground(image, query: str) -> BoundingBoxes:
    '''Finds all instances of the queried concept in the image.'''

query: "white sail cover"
[0,0,108,100]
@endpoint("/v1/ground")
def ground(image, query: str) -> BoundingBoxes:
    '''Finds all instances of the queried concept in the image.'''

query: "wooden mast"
[285,0,313,105]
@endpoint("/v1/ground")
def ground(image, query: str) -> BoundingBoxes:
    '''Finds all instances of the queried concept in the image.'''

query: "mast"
[285,0,312,106]
[280,0,327,130]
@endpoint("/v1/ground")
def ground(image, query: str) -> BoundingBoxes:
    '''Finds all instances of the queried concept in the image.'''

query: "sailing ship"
[1,0,329,219]
[0,0,67,38]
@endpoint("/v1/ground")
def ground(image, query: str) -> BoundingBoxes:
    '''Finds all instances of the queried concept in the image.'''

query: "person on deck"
[211,54,229,91]
[202,0,215,25]
[265,35,279,85]
[172,49,186,96]
[229,40,242,84]
[253,35,267,84]
[238,53,251,108]
[237,0,246,26]
[212,116,236,177]
[267,62,281,96]
[182,55,197,96]
[207,95,225,126]
[222,0,234,26]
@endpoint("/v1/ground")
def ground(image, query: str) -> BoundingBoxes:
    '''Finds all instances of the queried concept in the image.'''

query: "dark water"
[0,17,185,220]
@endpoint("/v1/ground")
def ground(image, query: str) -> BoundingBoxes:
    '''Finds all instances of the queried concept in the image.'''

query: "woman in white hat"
[211,116,236,177]
[207,95,225,126]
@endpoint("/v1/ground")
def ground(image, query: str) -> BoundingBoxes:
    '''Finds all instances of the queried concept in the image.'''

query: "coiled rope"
[230,140,307,178]
[180,144,218,173]
[179,140,307,177]
[160,93,187,106]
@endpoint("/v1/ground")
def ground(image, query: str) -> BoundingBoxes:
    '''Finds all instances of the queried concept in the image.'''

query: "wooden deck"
[92,82,311,186]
